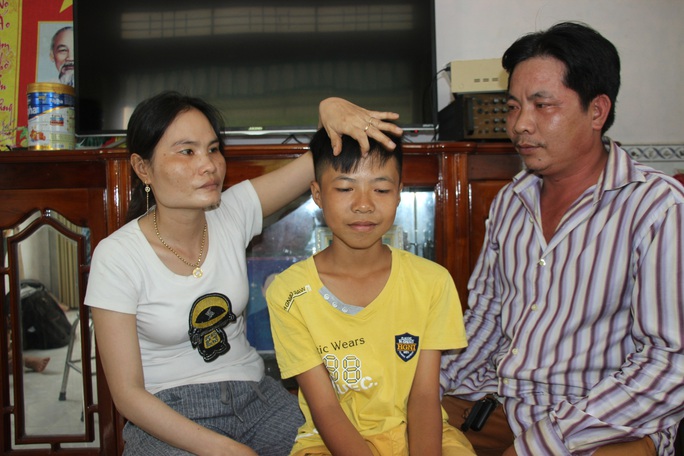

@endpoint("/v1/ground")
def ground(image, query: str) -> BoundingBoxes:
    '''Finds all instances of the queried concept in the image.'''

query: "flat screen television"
[74,1,437,138]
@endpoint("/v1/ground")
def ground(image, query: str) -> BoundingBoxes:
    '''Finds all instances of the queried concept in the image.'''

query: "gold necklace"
[153,208,207,278]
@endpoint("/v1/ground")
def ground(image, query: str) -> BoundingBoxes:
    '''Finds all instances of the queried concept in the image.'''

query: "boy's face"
[311,155,402,250]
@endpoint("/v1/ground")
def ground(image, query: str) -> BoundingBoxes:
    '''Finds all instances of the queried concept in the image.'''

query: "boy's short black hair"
[310,128,402,182]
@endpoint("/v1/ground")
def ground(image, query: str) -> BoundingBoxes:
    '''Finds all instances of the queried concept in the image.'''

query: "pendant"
[192,267,203,278]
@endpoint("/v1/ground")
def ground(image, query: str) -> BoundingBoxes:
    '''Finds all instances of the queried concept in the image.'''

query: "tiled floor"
[8,310,100,450]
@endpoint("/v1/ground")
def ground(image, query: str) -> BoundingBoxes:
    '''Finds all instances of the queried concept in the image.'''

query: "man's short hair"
[502,21,621,134]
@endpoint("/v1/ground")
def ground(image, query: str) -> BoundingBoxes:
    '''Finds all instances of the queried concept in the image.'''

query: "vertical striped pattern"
[441,140,684,455]
[121,378,303,455]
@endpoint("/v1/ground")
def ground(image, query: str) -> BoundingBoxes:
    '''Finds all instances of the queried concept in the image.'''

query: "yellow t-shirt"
[267,247,467,453]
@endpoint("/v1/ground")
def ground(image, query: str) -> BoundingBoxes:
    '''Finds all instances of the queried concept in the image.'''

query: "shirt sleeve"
[266,268,322,379]
[440,194,508,399]
[516,202,684,455]
[218,180,263,247]
[423,266,467,351]
[85,234,141,314]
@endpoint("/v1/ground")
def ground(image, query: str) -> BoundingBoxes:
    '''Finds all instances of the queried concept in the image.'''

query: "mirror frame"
[3,210,96,446]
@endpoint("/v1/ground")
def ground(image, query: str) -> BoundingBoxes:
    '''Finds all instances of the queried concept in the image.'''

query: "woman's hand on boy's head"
[319,97,403,155]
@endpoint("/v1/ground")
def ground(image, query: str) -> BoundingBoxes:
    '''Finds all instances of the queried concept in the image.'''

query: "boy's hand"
[319,97,403,155]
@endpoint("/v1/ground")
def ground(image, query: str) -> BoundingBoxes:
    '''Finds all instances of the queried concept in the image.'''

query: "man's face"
[505,56,601,179]
[51,28,74,86]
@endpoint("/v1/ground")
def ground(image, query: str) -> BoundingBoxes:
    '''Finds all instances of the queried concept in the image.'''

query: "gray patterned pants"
[122,376,303,456]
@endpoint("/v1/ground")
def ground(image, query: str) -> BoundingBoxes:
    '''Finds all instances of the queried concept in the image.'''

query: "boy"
[266,129,474,456]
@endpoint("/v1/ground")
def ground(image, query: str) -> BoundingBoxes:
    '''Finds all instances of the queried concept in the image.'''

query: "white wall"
[434,0,684,145]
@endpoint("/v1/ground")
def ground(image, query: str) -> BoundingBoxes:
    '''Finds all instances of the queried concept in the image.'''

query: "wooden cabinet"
[0,141,519,454]
[0,149,130,454]
[223,142,520,304]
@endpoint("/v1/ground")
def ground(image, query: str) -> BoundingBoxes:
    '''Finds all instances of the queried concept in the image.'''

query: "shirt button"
[538,258,546,266]
[531,304,538,311]
[503,378,509,385]
[511,348,518,355]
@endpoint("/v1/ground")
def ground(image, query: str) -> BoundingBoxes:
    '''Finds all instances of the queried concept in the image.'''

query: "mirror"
[3,210,98,448]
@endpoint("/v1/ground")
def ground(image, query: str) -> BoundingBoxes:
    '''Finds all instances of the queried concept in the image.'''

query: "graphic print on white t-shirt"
[188,292,237,362]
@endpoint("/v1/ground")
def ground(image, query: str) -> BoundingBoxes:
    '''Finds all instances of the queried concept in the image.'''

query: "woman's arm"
[92,308,257,456]
[251,97,403,218]
[296,364,373,456]
[408,350,444,456]
[250,151,314,218]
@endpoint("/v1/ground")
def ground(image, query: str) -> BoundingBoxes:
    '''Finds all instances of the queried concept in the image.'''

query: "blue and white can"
[27,82,75,150]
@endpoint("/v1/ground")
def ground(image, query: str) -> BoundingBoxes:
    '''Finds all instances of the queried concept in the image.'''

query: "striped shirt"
[440,140,684,455]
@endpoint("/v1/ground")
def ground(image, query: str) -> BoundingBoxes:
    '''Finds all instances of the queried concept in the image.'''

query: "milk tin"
[27,83,76,150]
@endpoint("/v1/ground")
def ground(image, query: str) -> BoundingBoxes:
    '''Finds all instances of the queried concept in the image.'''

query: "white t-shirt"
[85,181,264,394]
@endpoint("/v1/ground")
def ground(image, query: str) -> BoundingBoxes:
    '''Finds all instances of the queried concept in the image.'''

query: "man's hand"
[319,97,403,155]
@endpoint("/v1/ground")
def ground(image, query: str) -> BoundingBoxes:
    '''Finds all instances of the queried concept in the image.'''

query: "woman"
[85,92,402,455]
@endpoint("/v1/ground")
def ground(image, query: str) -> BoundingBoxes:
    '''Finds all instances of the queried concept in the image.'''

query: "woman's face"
[146,108,226,211]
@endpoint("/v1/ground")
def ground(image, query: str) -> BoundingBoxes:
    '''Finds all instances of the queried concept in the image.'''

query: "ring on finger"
[364,118,375,132]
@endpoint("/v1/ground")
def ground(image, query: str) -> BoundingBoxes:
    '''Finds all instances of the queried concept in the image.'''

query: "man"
[50,26,74,87]
[440,22,684,456]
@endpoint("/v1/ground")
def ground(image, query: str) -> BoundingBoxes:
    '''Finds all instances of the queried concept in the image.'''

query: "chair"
[58,314,94,401]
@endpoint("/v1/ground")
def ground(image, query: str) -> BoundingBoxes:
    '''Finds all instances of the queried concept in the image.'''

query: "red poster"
[16,0,73,144]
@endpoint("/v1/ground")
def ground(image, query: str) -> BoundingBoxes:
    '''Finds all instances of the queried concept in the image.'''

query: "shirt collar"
[510,138,647,201]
